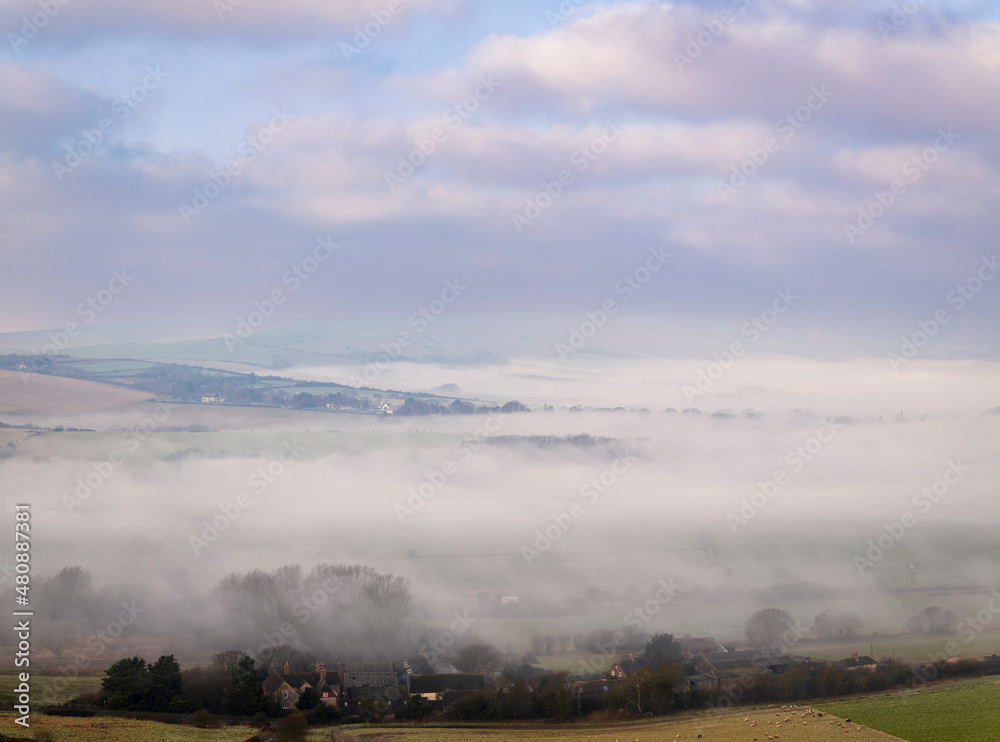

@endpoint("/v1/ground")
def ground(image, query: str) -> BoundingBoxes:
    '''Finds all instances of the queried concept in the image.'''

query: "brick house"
[262,661,340,711]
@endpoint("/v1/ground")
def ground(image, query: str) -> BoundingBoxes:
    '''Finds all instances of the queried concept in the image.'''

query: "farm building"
[262,661,340,710]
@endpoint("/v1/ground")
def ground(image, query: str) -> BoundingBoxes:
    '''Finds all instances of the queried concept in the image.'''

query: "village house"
[571,678,618,702]
[407,673,486,710]
[835,652,878,672]
[698,649,797,676]
[607,655,650,679]
[677,636,721,659]
[339,661,402,713]
[262,661,340,711]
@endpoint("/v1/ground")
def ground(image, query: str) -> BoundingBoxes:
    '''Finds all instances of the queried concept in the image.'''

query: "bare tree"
[745,608,794,648]
[256,645,315,675]
[455,643,500,672]
[906,606,957,634]
[211,650,249,676]
[811,610,864,639]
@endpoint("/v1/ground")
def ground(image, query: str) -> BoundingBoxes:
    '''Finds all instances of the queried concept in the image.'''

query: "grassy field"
[790,631,1000,664]
[335,711,903,741]
[0,714,263,741]
[0,674,100,706]
[817,677,1000,742]
[0,706,905,742]
[0,370,153,416]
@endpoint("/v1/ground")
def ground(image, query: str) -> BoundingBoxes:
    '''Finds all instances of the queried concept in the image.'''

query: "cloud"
[0,0,466,40]
[433,2,1000,136]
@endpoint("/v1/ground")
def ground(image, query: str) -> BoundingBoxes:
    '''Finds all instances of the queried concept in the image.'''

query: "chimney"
[317,661,326,681]
[283,662,290,675]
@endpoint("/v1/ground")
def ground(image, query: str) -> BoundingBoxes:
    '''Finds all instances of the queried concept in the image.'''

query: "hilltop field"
[0,370,153,416]
[817,676,1000,742]
[6,677,999,740]
[0,704,906,742]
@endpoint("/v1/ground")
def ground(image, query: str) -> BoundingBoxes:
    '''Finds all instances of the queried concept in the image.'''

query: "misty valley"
[0,335,998,739]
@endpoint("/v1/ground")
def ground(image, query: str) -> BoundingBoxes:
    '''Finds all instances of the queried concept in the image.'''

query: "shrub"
[304,703,339,724]
[444,691,499,721]
[43,706,96,717]
[72,691,102,707]
[275,712,308,742]
[191,708,221,728]
[395,694,432,720]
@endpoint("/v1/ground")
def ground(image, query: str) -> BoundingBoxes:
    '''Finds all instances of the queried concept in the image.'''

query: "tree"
[181,666,229,715]
[608,667,651,715]
[275,712,308,742]
[296,686,320,710]
[644,633,682,667]
[745,608,794,648]
[211,649,249,677]
[906,606,957,634]
[533,672,572,721]
[256,645,314,675]
[101,657,151,709]
[456,643,500,673]
[607,665,679,716]
[230,656,266,715]
[646,665,681,714]
[811,610,864,639]
[147,654,183,711]
[395,694,432,720]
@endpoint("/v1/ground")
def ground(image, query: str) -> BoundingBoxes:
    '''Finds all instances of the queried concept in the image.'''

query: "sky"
[1,0,999,352]
[2,0,1000,661]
